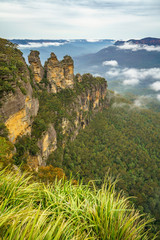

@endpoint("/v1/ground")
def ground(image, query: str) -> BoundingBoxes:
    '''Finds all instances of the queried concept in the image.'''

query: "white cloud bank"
[112,95,151,109]
[123,78,139,86]
[93,73,102,77]
[18,41,67,49]
[86,39,101,42]
[102,60,118,67]
[117,42,160,52]
[150,81,160,91]
[133,95,151,108]
[106,67,160,86]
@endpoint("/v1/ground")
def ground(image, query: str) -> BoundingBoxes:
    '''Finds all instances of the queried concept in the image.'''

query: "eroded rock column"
[28,50,44,83]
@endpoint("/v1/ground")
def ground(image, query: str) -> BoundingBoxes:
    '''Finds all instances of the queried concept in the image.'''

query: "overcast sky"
[0,0,160,40]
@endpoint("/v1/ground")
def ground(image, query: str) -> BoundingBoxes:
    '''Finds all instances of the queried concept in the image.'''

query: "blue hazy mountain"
[74,38,160,106]
[75,42,160,73]
[114,37,160,46]
[10,39,114,65]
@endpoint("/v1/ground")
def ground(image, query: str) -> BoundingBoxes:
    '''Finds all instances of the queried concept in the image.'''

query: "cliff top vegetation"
[0,168,157,240]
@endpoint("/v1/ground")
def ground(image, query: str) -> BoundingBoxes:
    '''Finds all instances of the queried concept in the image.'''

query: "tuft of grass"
[0,169,158,239]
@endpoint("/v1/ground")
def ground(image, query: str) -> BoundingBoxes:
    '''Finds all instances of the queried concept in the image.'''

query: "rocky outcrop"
[28,51,44,83]
[0,38,108,171]
[44,53,74,93]
[0,39,39,143]
[0,83,39,143]
[37,124,57,166]
[61,78,108,142]
[28,124,57,169]
[76,73,82,83]
[27,74,108,169]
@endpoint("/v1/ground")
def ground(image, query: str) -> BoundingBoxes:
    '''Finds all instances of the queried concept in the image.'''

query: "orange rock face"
[28,51,44,83]
[45,53,74,93]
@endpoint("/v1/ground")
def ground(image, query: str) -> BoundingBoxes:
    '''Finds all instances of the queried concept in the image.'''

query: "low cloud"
[86,39,101,42]
[102,60,118,67]
[93,73,102,77]
[122,68,160,80]
[112,95,151,109]
[106,67,160,86]
[123,78,139,86]
[117,42,160,52]
[106,68,120,77]
[132,95,151,108]
[150,81,160,91]
[18,41,67,49]
[112,102,129,108]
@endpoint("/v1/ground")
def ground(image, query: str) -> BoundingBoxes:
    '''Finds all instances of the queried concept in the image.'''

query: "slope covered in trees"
[61,92,160,233]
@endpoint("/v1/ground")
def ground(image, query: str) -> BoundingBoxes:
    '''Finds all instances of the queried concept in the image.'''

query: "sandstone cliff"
[1,85,39,143]
[28,50,44,83]
[44,53,74,93]
[0,39,39,143]
[0,38,108,171]
[29,73,108,169]
[61,75,108,142]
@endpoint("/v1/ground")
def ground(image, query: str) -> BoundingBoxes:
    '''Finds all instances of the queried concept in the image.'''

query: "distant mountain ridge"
[115,37,160,46]
[10,39,114,65]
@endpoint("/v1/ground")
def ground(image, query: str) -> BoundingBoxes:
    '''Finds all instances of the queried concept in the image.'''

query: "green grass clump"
[0,169,157,239]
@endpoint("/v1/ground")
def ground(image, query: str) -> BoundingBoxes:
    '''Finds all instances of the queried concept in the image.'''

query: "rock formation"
[0,38,108,170]
[28,50,44,83]
[37,124,57,166]
[0,39,39,143]
[61,76,108,142]
[27,124,57,170]
[44,53,74,93]
[1,85,39,143]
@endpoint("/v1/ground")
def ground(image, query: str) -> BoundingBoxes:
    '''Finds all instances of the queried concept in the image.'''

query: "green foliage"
[13,135,39,166]
[0,137,14,168]
[74,73,106,94]
[32,118,48,139]
[0,78,15,96]
[31,74,106,146]
[19,86,27,95]
[37,165,67,183]
[0,119,8,138]
[57,88,76,106]
[0,38,28,98]
[62,93,160,234]
[41,68,50,86]
[0,169,157,239]
[47,147,64,167]
[31,91,65,140]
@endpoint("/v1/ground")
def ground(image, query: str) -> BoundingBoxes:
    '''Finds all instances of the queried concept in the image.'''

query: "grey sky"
[0,0,160,39]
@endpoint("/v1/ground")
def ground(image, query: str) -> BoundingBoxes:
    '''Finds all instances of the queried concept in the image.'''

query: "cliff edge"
[0,38,108,170]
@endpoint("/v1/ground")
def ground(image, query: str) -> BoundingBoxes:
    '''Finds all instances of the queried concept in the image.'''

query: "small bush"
[19,86,27,95]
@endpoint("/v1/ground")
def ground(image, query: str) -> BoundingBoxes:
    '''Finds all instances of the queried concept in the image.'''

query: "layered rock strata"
[1,86,39,143]
[28,50,44,83]
[44,53,74,93]
[27,124,57,170]
[61,80,108,142]
[0,38,108,170]
[37,124,57,166]
[0,43,39,143]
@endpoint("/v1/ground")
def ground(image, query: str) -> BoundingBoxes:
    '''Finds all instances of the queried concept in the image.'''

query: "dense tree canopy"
[60,92,160,233]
